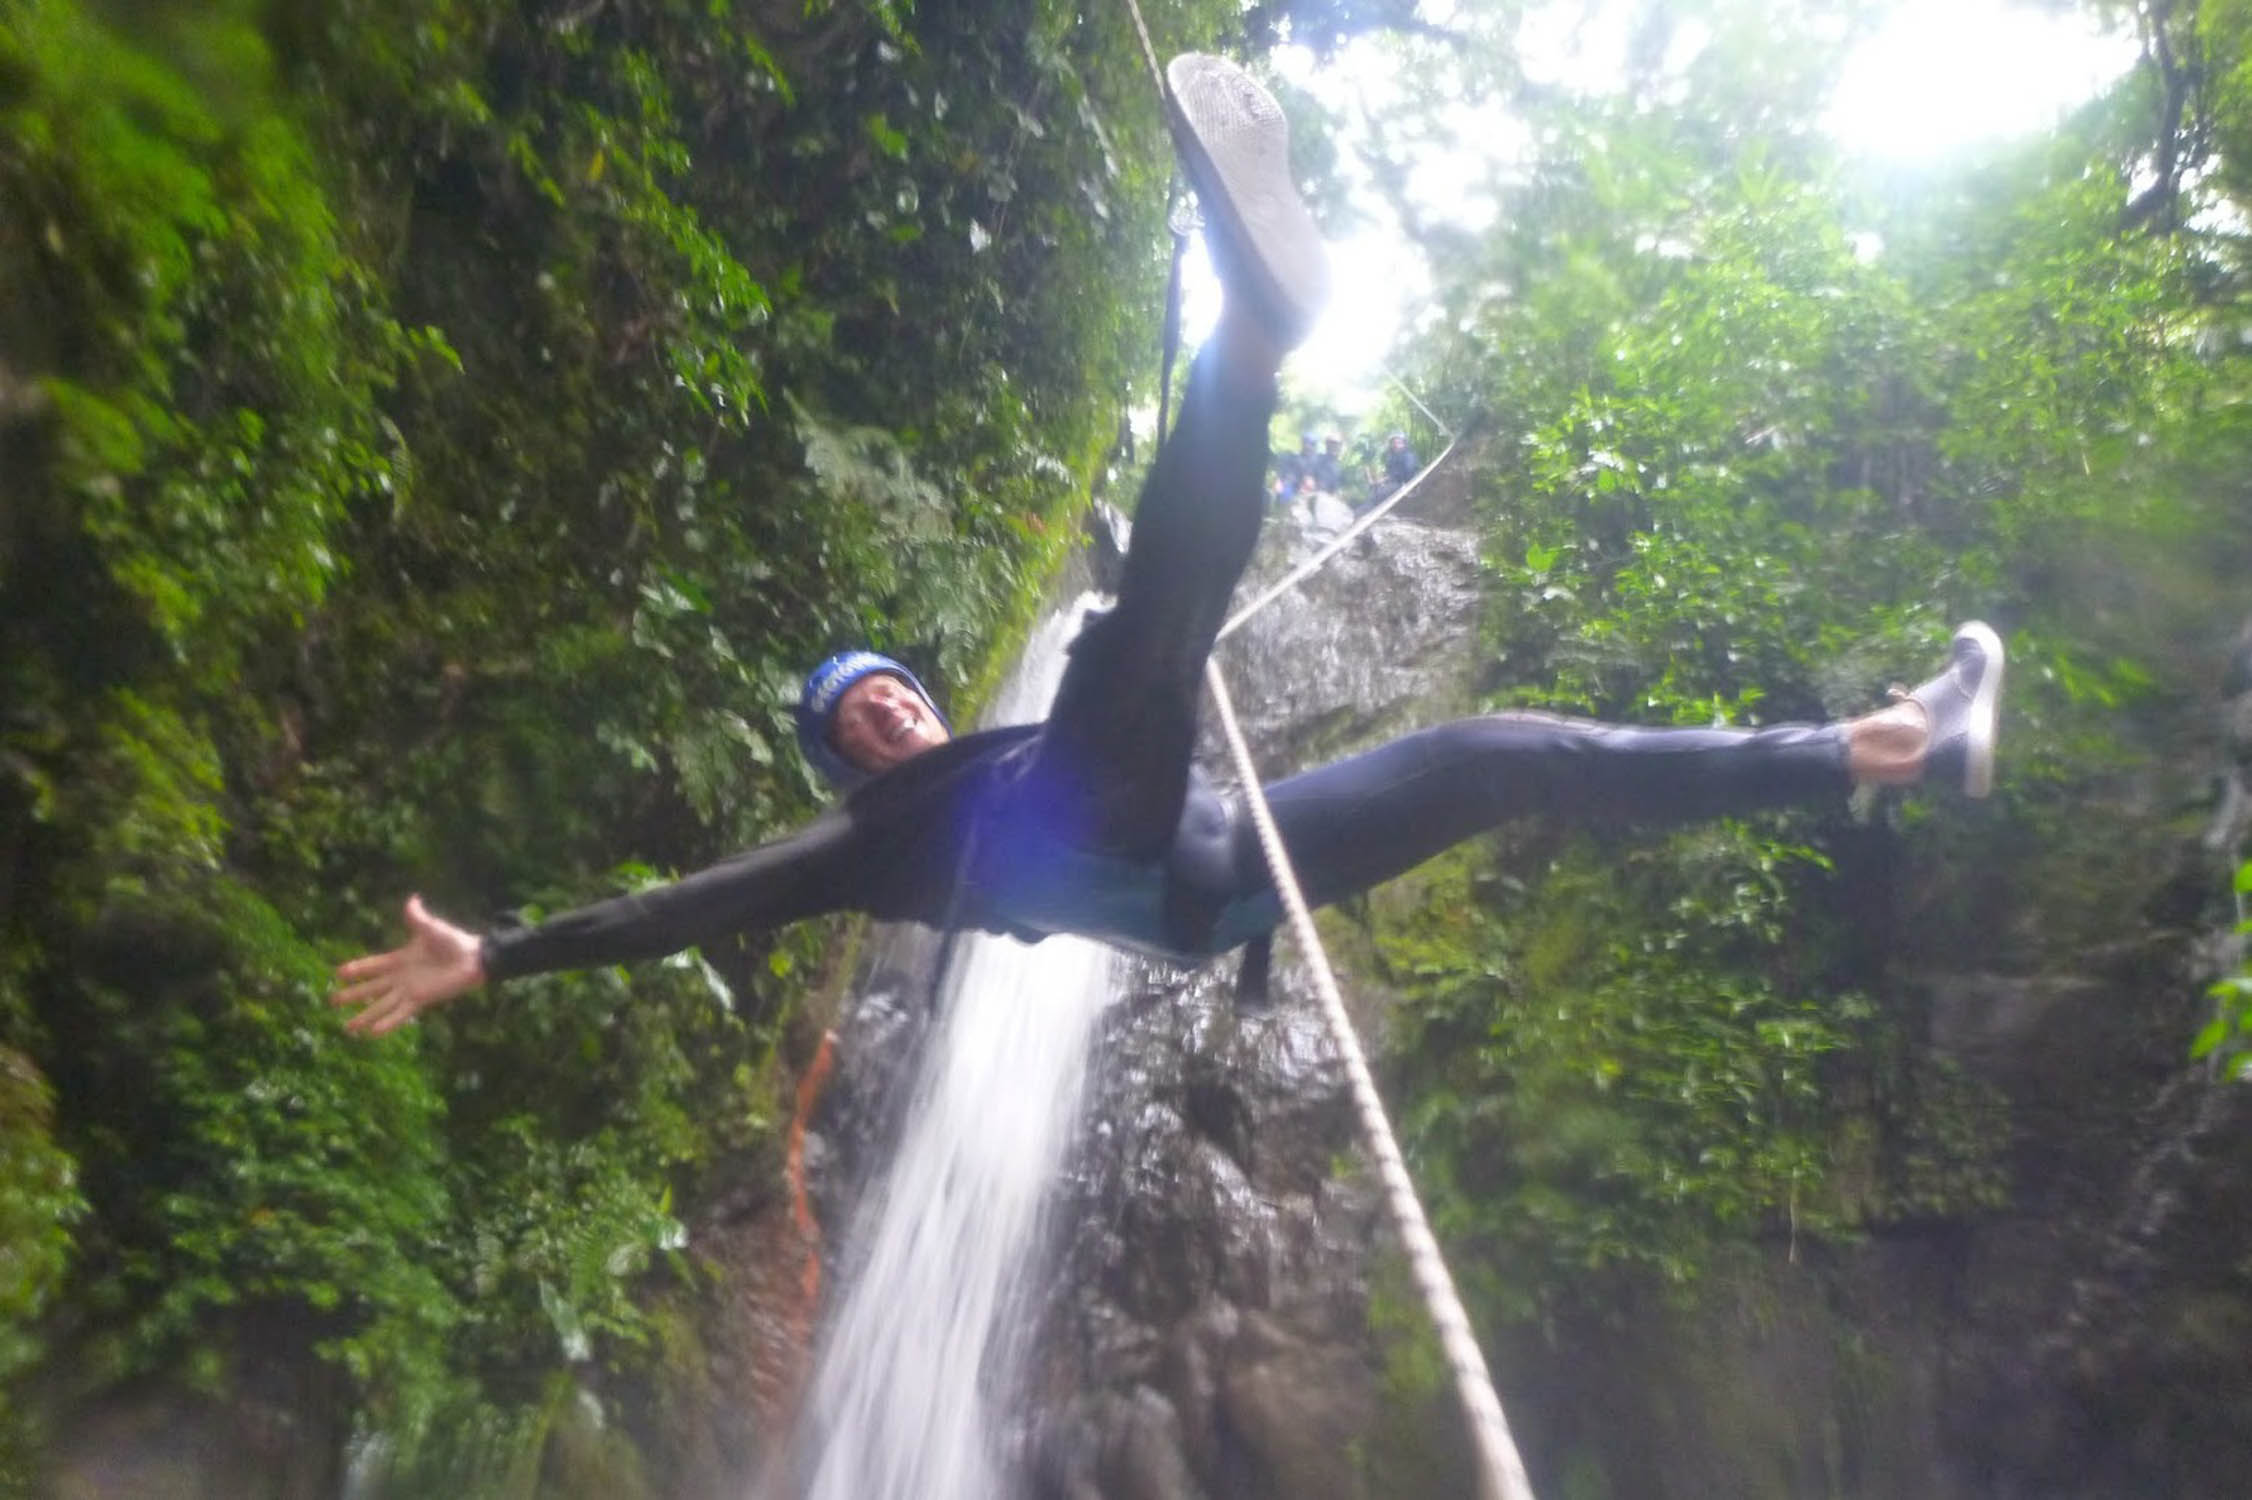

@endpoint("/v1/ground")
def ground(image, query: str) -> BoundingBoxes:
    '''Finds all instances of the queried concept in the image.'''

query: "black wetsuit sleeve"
[479,812,861,983]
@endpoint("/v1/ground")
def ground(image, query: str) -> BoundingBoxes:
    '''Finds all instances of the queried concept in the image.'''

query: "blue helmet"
[795,650,949,791]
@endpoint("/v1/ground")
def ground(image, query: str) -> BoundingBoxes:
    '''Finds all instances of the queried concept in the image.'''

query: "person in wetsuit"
[333,55,2005,1038]
[1308,431,1346,495]
[1273,432,1317,505]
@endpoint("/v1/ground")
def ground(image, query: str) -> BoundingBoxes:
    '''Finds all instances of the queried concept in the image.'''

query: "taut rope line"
[1216,439,1456,643]
[1202,658,1529,1500]
[1385,361,1454,435]
[1106,3,1534,1494]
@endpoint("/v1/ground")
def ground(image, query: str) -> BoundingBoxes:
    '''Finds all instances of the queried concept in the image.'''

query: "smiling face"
[829,672,951,775]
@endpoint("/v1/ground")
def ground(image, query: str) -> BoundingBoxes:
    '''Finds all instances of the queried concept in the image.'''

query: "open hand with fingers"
[332,896,487,1037]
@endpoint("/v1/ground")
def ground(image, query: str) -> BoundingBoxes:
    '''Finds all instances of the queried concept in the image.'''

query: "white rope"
[1217,439,1457,643]
[1203,656,1533,1500]
[1117,0,1169,107]
[1174,320,1526,1493]
[1099,7,1525,1486]
[1384,363,1454,437]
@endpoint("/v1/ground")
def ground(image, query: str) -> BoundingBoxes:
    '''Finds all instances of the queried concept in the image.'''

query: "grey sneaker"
[1906,621,2005,797]
[1165,53,1331,348]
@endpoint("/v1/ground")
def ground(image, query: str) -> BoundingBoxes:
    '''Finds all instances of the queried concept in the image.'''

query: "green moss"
[1356,1250,1476,1500]
[2,0,1230,1483]
[1357,817,2011,1332]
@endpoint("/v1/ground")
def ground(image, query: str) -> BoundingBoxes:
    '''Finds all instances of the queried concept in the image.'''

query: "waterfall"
[794,595,1118,1500]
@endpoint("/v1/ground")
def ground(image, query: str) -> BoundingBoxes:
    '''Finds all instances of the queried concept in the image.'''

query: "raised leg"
[1022,54,1327,861]
[1030,348,1279,859]
[1245,713,1851,908]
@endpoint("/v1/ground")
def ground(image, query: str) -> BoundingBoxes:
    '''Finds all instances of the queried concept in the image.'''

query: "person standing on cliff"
[1273,432,1317,504]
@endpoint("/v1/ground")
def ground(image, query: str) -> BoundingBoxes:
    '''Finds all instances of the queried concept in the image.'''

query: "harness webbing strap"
[1204,660,1532,1500]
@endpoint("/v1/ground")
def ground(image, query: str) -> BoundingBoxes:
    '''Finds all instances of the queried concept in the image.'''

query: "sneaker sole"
[1954,620,2004,798]
[1165,54,1330,345]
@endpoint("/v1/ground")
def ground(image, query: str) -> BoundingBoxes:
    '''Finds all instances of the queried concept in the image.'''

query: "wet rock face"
[804,923,949,1225]
[1213,516,1488,768]
[1025,965,1380,1500]
[42,1380,346,1500]
[1017,513,1491,1500]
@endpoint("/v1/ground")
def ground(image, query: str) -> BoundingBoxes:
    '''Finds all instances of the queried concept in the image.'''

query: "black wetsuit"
[482,350,1848,983]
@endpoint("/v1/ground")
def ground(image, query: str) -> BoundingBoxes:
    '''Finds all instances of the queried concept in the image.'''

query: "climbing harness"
[1119,11,1536,1498]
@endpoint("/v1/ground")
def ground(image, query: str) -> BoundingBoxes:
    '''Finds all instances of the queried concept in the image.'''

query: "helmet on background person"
[795,650,950,791]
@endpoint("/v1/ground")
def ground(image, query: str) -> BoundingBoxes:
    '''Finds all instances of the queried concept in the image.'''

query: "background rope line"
[1118,0,1168,102]
[1216,438,1457,643]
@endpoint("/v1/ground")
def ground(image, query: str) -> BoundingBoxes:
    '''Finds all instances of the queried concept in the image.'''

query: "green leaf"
[864,112,909,161]
[2191,1017,2231,1061]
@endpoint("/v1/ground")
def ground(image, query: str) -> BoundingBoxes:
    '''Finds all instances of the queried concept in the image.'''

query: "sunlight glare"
[1179,0,2142,408]
[1827,0,2137,160]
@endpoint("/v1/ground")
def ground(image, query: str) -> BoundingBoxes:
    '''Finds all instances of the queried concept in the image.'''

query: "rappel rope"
[1194,411,1527,1500]
[1114,10,1534,1497]
[1385,361,1455,437]
[1202,663,1530,1500]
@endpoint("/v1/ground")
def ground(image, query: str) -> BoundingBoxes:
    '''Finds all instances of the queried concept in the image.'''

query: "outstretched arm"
[332,895,487,1036]
[331,811,860,1036]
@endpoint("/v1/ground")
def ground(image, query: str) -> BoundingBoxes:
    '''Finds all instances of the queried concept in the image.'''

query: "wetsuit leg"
[1232,712,1851,909]
[1023,348,1276,859]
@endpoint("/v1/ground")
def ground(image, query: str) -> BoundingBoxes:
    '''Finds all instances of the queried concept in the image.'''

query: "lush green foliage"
[1347,0,2252,1344]
[0,1047,80,1485]
[14,0,2252,1487]
[2193,860,2252,1078]
[1,0,1239,1483]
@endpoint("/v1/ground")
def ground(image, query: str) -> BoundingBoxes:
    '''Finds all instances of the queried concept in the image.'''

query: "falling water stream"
[795,595,1118,1500]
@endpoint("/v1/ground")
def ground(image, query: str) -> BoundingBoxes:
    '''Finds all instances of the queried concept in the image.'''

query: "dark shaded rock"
[1023,952,1385,1499]
[1215,1310,1372,1500]
[1095,1388,1201,1500]
[43,1324,350,1500]
[806,922,946,1230]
